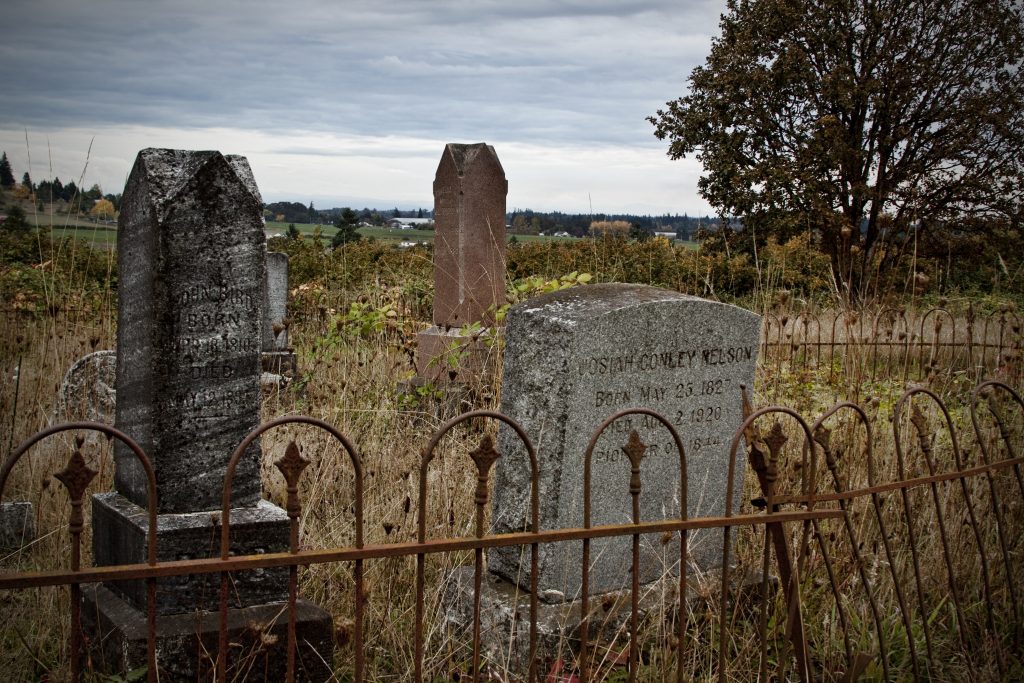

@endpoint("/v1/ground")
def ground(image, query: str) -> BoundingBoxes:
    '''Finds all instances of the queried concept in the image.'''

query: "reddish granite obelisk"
[416,143,507,381]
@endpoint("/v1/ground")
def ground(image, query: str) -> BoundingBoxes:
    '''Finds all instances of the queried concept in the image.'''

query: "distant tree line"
[266,202,435,225]
[265,201,320,224]
[1,150,122,215]
[508,209,716,240]
[261,200,717,242]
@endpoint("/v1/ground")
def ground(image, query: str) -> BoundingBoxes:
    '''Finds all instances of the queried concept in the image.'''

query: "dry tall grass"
[0,237,1021,680]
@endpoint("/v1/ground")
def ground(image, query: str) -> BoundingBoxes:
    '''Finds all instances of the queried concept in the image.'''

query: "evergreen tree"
[331,207,362,248]
[0,152,14,188]
[21,172,32,191]
[50,177,64,203]
[629,222,653,242]
[2,205,29,232]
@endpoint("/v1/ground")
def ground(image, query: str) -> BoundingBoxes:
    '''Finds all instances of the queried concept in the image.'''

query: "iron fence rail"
[0,381,1021,681]
[761,306,1023,388]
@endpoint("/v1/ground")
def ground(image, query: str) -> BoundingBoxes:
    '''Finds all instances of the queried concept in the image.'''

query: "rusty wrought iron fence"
[761,305,1023,393]
[0,381,1021,681]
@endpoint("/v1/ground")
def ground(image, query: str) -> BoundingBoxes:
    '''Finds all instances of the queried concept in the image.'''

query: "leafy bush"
[2,205,30,232]
[0,230,116,314]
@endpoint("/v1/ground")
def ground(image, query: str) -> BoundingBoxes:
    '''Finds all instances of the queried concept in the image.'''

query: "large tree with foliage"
[650,0,1024,299]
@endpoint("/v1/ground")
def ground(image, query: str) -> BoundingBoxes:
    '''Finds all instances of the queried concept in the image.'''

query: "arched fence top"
[919,306,956,343]
[727,404,818,516]
[581,407,688,528]
[892,386,967,479]
[809,401,876,490]
[219,415,363,557]
[417,409,538,543]
[970,380,1024,466]
[1,421,158,566]
[871,306,910,337]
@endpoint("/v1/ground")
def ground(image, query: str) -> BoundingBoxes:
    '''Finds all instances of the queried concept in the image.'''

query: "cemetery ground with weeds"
[0,228,1022,680]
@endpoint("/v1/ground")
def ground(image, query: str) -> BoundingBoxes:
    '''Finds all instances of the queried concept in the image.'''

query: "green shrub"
[0,230,116,314]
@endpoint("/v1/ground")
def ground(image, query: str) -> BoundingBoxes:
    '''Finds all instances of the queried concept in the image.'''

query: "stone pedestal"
[414,325,499,382]
[88,492,334,681]
[83,584,333,682]
[440,565,774,675]
[262,350,298,376]
[92,492,290,613]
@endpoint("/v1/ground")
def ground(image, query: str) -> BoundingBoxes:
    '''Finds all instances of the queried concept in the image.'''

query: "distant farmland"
[30,216,687,249]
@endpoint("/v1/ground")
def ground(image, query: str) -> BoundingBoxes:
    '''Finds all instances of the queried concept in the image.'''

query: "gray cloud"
[0,1,723,213]
[0,0,721,144]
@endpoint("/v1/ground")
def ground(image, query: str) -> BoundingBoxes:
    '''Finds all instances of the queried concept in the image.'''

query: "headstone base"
[82,583,333,682]
[0,501,34,549]
[92,492,291,614]
[262,350,298,376]
[414,325,499,383]
[440,566,774,675]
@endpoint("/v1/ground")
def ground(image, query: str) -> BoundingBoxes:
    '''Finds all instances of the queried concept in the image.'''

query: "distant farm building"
[386,217,434,229]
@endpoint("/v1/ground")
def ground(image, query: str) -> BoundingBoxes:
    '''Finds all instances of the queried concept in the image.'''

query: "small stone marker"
[54,349,117,424]
[0,501,34,549]
[263,251,290,351]
[415,143,507,381]
[261,250,297,379]
[490,283,760,599]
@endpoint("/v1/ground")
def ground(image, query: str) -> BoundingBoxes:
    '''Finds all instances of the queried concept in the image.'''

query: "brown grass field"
[0,227,1021,680]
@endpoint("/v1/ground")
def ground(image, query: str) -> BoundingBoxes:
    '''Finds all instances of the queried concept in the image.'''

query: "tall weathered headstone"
[490,283,760,599]
[111,148,264,511]
[87,149,331,680]
[415,143,506,381]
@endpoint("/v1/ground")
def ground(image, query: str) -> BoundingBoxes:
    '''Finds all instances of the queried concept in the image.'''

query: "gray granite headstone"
[490,283,760,599]
[113,148,264,513]
[96,148,289,614]
[262,251,289,351]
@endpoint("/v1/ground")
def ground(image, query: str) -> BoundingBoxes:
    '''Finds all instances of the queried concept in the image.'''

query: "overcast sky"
[0,1,724,215]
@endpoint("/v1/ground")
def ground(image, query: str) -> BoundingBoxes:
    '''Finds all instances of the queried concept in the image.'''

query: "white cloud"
[0,125,713,215]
